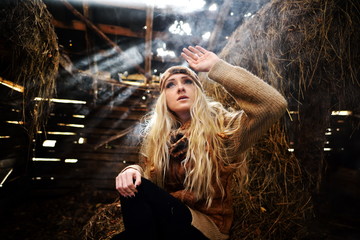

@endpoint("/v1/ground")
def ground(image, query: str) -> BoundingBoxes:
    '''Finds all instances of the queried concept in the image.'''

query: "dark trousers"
[112,177,209,240]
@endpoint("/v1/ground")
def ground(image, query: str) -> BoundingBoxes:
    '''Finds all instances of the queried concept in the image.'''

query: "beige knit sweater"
[124,59,287,240]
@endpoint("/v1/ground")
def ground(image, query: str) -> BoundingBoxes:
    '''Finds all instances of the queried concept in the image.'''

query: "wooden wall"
[1,68,158,195]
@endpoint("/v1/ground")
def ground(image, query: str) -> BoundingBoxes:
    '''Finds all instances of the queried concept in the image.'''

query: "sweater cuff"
[208,59,234,84]
[120,164,144,176]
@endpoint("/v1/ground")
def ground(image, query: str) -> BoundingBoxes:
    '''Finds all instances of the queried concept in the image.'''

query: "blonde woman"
[112,46,287,240]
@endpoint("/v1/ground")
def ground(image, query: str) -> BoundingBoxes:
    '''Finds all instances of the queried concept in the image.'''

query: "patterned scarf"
[164,121,191,192]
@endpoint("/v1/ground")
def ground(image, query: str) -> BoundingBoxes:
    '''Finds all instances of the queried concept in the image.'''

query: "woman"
[113,46,287,240]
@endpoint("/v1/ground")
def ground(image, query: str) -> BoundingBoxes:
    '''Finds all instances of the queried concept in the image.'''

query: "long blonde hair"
[141,83,241,206]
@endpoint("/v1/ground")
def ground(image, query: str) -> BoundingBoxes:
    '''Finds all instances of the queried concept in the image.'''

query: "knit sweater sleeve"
[208,59,288,156]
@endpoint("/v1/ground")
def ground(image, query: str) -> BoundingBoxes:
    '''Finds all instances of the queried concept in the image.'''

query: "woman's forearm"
[208,59,288,154]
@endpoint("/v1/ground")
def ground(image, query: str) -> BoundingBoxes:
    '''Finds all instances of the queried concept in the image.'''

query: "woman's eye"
[166,82,175,88]
[184,79,193,84]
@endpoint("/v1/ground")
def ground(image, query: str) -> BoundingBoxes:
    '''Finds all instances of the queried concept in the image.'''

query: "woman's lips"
[177,95,189,101]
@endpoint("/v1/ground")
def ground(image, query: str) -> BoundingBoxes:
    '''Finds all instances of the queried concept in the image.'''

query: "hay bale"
[0,0,59,134]
[201,0,359,239]
[216,0,360,190]
[229,123,311,239]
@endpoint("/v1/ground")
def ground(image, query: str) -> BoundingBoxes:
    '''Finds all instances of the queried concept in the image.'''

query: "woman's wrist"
[120,164,144,176]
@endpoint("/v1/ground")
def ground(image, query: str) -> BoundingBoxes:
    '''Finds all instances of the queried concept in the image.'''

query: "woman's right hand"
[115,168,142,197]
[181,45,220,72]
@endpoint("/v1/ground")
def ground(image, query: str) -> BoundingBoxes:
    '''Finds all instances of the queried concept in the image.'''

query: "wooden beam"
[51,18,168,40]
[207,0,233,51]
[51,19,147,38]
[59,0,145,74]
[0,76,24,93]
[83,1,98,105]
[94,125,136,150]
[144,5,154,84]
[99,23,145,38]
[60,0,121,52]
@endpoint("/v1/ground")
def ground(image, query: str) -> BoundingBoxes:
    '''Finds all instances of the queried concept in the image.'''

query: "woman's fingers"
[182,47,199,61]
[182,45,212,66]
[115,169,141,197]
[180,52,192,62]
[123,173,136,194]
[189,45,206,56]
[194,45,208,54]
[133,170,142,187]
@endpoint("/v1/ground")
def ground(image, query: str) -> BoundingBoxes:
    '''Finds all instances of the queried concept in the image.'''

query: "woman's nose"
[177,84,185,92]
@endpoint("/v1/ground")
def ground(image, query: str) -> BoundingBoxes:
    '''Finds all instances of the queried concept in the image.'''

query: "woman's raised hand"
[115,168,141,197]
[181,45,220,72]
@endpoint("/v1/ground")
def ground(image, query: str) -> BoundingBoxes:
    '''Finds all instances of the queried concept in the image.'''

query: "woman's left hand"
[181,45,220,72]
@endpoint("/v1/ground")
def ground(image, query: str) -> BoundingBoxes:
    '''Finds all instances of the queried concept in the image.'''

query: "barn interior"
[0,0,359,239]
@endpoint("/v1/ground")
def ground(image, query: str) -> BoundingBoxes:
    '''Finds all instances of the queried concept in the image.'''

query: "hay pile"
[229,123,311,239]
[83,201,124,240]
[201,0,360,239]
[216,0,360,188]
[0,0,59,135]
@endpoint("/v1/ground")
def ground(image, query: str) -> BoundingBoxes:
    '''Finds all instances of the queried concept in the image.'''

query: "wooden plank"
[83,111,145,120]
[33,151,139,162]
[37,132,141,145]
[50,103,147,114]
[41,119,137,132]
[51,19,167,39]
[207,0,233,51]
[31,161,129,172]
[144,5,154,84]
[0,76,24,93]
[34,146,140,157]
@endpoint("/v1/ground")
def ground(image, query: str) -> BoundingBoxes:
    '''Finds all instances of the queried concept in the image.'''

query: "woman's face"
[164,73,196,122]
